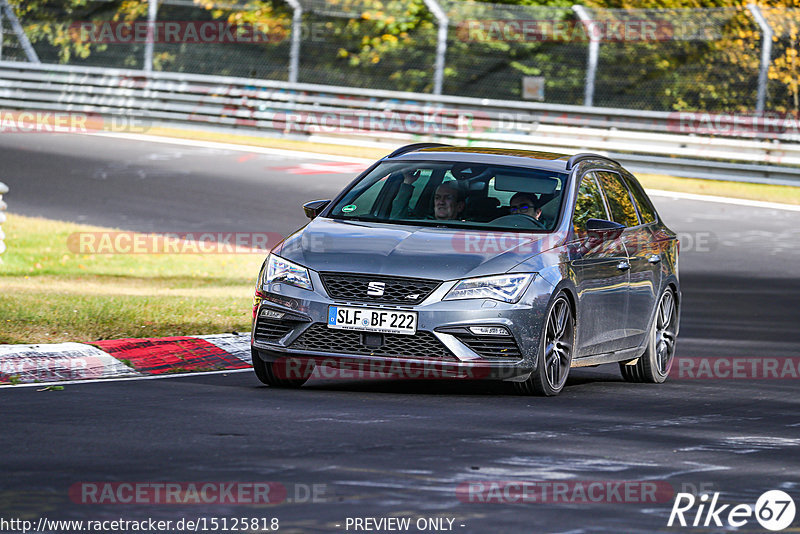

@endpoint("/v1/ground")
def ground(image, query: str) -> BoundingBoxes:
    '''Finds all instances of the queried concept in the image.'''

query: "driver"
[433,182,466,220]
[509,192,543,220]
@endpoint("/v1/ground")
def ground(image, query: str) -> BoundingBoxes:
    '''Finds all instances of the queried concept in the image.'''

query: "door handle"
[648,254,661,264]
[617,261,630,271]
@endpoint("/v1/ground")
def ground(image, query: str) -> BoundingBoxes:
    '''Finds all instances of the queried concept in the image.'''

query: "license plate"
[327,306,417,335]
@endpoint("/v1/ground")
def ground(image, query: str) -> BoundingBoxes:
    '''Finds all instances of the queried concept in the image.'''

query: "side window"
[573,173,608,234]
[596,171,640,227]
[624,174,657,224]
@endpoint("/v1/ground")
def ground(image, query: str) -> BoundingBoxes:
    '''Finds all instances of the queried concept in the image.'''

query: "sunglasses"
[509,204,534,213]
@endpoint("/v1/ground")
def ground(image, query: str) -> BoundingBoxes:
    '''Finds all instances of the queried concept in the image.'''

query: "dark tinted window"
[572,173,608,234]
[624,174,657,224]
[596,171,639,227]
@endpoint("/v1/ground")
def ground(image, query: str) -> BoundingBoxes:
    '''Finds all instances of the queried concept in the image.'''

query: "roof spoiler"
[566,153,620,170]
[385,143,452,159]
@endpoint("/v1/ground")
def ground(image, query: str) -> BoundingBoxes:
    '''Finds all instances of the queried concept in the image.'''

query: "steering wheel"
[491,213,546,229]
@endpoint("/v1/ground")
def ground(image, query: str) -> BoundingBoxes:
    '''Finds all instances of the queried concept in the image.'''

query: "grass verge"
[0,213,262,344]
[146,126,800,205]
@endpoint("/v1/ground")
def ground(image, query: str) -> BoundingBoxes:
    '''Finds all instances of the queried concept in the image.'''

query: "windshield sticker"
[342,204,357,213]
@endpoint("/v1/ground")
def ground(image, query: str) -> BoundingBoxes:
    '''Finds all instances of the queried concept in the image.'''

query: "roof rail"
[565,153,620,170]
[385,142,452,159]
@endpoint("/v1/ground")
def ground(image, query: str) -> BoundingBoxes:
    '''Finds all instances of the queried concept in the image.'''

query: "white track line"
[89,132,800,212]
[87,132,376,164]
[648,189,800,212]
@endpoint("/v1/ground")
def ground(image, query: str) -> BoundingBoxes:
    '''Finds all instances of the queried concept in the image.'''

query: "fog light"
[260,309,285,319]
[469,326,510,336]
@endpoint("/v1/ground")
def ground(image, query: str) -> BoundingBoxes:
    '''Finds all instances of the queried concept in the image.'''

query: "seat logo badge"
[405,294,420,300]
[367,281,386,296]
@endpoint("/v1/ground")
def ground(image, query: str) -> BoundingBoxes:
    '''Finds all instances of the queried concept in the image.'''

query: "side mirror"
[303,199,331,220]
[585,218,625,242]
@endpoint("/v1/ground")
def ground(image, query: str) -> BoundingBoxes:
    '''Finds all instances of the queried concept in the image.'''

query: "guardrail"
[1,61,799,185]
[0,181,7,261]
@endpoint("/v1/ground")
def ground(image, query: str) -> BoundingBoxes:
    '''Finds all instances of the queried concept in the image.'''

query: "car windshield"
[328,160,568,232]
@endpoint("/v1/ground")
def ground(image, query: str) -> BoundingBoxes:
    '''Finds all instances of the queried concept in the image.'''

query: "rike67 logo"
[668,490,796,531]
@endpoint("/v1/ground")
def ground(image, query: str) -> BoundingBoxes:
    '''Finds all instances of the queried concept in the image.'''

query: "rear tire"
[252,349,312,388]
[514,294,574,396]
[620,288,677,383]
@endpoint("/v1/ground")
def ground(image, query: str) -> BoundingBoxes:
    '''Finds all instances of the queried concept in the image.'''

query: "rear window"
[596,171,640,228]
[623,174,658,224]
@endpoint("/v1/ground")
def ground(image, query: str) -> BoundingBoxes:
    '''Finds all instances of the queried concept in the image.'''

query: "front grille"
[254,317,294,343]
[454,334,523,360]
[291,323,454,360]
[320,272,441,305]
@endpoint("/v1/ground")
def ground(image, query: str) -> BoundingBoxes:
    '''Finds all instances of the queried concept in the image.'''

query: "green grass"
[0,214,263,344]
[636,173,800,205]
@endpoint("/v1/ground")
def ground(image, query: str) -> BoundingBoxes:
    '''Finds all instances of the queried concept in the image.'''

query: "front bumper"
[251,272,554,381]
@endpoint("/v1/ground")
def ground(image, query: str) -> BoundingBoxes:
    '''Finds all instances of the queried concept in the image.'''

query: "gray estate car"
[251,144,680,395]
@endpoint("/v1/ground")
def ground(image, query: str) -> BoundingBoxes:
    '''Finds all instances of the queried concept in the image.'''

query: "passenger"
[508,192,543,220]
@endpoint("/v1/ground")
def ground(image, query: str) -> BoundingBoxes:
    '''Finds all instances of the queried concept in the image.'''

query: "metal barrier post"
[572,5,598,107]
[421,0,448,95]
[747,4,773,114]
[0,0,39,62]
[143,0,158,72]
[284,0,302,84]
[0,182,8,261]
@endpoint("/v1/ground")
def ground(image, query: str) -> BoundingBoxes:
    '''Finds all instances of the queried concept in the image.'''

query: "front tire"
[620,288,677,383]
[252,349,312,388]
[514,294,574,396]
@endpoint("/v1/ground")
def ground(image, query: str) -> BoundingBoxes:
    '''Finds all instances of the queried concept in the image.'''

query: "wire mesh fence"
[1,0,798,114]
[443,3,586,104]
[762,7,800,113]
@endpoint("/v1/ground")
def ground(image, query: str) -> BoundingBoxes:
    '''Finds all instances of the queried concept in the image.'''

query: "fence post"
[421,0,448,95]
[284,0,302,84]
[572,5,598,107]
[143,0,158,72]
[0,182,8,261]
[747,4,773,114]
[0,0,39,62]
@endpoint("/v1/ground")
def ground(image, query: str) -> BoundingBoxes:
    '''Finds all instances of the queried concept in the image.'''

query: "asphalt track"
[1,133,799,533]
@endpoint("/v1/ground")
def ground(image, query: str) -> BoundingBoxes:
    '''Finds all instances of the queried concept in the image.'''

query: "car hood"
[275,218,557,280]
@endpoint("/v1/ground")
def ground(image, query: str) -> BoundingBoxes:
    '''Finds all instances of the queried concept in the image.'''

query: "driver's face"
[434,185,463,220]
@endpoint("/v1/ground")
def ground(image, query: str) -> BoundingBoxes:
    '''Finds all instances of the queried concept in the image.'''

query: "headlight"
[261,254,313,291]
[443,274,534,304]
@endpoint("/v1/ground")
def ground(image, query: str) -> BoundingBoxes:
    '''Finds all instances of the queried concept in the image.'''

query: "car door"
[569,172,631,357]
[595,171,657,349]
[621,171,664,344]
